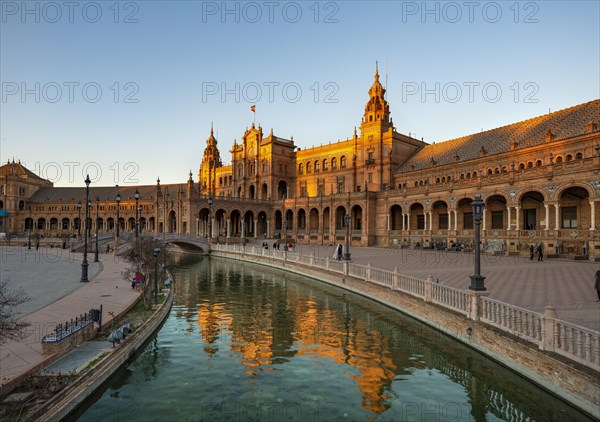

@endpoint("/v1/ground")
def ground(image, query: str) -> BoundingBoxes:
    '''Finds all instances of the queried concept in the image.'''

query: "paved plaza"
[0,247,137,389]
[286,242,600,331]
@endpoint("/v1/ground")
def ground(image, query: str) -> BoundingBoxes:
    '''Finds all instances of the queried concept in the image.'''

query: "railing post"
[366,262,372,281]
[541,303,557,352]
[343,260,349,276]
[392,266,399,290]
[467,290,489,321]
[425,274,433,303]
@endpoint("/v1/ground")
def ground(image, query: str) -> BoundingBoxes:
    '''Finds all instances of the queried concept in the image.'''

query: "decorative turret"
[198,125,223,195]
[362,62,391,126]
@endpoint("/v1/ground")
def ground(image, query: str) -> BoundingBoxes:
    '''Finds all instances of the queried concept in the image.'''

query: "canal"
[77,255,592,421]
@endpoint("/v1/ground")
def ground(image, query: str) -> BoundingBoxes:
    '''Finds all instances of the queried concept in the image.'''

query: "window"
[575,152,583,160]
[298,164,303,175]
[438,213,448,230]
[555,156,563,163]
[331,158,337,170]
[323,159,329,171]
[566,154,573,162]
[337,176,345,194]
[340,156,346,169]
[562,206,577,228]
[491,211,503,229]
[314,161,320,172]
[416,214,425,230]
[368,173,373,182]
[463,212,473,229]
[306,162,312,173]
[519,163,525,170]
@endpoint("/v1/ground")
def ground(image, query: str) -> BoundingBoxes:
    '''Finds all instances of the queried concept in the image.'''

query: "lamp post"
[207,196,213,239]
[27,207,32,249]
[94,196,99,262]
[283,219,288,251]
[77,201,82,239]
[87,199,92,241]
[115,193,121,238]
[153,247,161,304]
[80,175,91,282]
[134,190,140,238]
[344,213,351,260]
[469,195,486,291]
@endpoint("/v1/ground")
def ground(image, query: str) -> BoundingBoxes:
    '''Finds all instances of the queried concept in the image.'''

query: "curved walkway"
[0,248,138,390]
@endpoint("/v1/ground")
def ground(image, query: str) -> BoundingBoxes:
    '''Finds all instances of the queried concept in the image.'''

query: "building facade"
[2,68,599,259]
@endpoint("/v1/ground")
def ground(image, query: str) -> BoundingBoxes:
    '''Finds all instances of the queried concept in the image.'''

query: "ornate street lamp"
[94,196,100,263]
[27,207,32,249]
[153,247,161,304]
[81,175,91,282]
[469,195,486,291]
[207,196,213,239]
[115,193,121,237]
[283,219,288,251]
[344,212,351,260]
[87,199,92,240]
[134,189,140,238]
[77,200,82,239]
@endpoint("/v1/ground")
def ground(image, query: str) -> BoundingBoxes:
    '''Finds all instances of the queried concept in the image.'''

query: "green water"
[77,256,592,421]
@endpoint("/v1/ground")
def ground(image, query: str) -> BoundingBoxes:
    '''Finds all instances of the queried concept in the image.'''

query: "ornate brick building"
[2,68,599,259]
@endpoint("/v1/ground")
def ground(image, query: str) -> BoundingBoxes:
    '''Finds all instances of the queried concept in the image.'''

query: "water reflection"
[77,255,592,421]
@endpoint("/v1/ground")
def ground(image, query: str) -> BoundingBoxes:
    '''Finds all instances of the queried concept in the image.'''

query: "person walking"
[529,244,534,260]
[536,244,544,261]
[595,270,600,302]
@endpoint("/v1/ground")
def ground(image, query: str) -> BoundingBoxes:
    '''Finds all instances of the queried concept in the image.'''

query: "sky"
[1,1,599,187]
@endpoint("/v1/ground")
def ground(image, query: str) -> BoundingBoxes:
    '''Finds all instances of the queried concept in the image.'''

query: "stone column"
[211,218,216,238]
[453,210,458,231]
[554,204,560,232]
[507,206,512,230]
[407,212,411,230]
[226,219,231,238]
[515,206,521,232]
[429,212,433,231]
[482,209,486,232]
[266,219,271,237]
[544,204,549,231]
[541,303,557,352]
[402,213,406,231]
[590,200,596,230]
[386,214,390,231]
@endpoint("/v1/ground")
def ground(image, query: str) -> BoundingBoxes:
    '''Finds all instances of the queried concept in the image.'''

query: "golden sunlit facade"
[1,67,599,259]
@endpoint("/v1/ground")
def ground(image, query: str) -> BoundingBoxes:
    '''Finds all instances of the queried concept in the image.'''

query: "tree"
[121,238,165,307]
[0,280,30,345]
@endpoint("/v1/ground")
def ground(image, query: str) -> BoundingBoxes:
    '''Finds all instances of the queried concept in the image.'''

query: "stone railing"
[212,243,600,372]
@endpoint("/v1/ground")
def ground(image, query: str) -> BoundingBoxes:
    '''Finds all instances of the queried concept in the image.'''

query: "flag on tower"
[251,105,256,113]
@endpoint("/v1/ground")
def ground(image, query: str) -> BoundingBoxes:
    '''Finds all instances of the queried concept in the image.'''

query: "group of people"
[529,244,544,261]
[131,271,145,289]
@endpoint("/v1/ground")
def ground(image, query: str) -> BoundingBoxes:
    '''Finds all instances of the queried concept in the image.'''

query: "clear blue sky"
[1,1,598,187]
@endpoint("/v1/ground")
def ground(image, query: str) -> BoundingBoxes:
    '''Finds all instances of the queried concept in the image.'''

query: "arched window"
[527,162,533,168]
[519,163,525,170]
[466,173,471,179]
[340,156,347,168]
[472,171,477,178]
[298,164,303,175]
[460,173,465,180]
[306,162,312,173]
[487,169,493,175]
[535,160,542,167]
[436,177,440,183]
[314,161,320,172]
[575,152,583,160]
[331,157,338,170]
[414,181,418,187]
[494,167,500,174]
[501,166,507,173]
[566,154,573,161]
[556,156,563,163]
[323,159,328,171]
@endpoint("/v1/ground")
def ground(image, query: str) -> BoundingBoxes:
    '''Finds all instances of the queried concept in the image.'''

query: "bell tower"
[198,125,223,195]
[361,62,391,130]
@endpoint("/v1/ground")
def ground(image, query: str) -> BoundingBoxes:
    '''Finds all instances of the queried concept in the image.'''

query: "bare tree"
[121,238,165,307]
[0,280,30,344]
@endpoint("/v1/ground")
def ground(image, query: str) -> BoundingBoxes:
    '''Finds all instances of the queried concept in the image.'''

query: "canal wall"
[211,248,600,419]
[26,287,174,422]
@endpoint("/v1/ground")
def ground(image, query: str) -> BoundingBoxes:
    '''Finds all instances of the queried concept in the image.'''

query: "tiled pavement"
[0,247,138,389]
[284,243,600,331]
